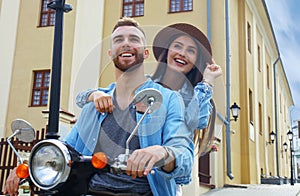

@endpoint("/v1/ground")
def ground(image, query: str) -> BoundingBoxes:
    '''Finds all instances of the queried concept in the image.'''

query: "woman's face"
[167,35,198,74]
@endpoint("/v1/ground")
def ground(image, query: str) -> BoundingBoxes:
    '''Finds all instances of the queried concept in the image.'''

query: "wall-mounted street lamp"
[287,130,293,141]
[287,129,294,186]
[283,142,288,152]
[230,102,241,121]
[267,131,276,145]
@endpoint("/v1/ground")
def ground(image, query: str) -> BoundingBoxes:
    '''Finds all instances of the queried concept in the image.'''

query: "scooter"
[7,88,162,196]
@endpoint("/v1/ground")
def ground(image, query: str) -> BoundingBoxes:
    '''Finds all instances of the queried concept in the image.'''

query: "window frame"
[266,64,270,89]
[247,22,252,53]
[169,0,193,13]
[249,89,253,124]
[122,0,145,17]
[259,102,262,135]
[39,0,55,27]
[31,70,51,107]
[257,45,261,71]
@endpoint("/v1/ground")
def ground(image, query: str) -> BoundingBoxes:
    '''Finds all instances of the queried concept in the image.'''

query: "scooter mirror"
[11,119,35,143]
[132,88,163,112]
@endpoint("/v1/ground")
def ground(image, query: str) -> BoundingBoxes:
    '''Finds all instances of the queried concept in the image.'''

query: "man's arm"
[3,167,20,196]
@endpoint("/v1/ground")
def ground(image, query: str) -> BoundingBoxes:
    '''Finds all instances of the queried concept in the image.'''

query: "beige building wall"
[265,51,276,177]
[0,0,21,137]
[0,0,2,14]
[68,0,105,116]
[3,0,77,136]
[276,61,294,178]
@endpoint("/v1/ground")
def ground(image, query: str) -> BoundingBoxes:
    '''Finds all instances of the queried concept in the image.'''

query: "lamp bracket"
[47,1,72,13]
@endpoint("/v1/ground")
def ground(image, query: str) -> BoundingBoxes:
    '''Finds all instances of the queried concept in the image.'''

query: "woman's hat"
[152,23,212,61]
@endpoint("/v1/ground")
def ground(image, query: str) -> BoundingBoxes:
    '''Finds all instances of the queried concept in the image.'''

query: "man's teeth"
[175,59,187,65]
[121,53,133,57]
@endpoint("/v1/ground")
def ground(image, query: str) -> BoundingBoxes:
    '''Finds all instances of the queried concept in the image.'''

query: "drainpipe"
[225,0,234,180]
[207,0,233,179]
[273,57,280,177]
[207,0,211,41]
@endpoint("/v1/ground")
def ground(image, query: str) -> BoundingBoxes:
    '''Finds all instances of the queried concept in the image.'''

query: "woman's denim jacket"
[66,79,194,196]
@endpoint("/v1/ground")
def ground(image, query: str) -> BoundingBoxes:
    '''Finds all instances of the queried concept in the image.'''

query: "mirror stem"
[7,129,23,164]
[125,103,153,157]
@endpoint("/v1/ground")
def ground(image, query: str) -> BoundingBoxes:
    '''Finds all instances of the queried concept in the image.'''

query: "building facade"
[0,0,294,195]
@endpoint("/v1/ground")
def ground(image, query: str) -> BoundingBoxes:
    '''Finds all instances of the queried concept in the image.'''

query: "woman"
[76,23,222,195]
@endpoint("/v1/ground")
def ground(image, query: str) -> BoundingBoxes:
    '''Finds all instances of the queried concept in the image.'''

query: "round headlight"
[29,139,71,190]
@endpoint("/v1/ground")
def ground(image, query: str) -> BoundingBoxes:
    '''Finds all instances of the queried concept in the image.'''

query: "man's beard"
[113,53,144,72]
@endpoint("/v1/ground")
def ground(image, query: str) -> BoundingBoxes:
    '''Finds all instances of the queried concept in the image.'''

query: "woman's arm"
[185,62,222,130]
[76,84,115,113]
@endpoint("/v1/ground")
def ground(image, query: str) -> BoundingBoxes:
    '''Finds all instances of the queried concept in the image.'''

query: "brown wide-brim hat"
[152,23,212,61]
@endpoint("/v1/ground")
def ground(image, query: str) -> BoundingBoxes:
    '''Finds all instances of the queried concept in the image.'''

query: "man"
[4,18,193,196]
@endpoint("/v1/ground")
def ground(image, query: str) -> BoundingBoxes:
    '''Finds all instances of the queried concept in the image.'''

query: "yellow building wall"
[0,0,21,137]
[5,0,77,135]
[225,0,242,185]
[265,51,276,176]
[256,29,265,178]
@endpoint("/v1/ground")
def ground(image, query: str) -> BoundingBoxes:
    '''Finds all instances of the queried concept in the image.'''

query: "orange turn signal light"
[16,163,29,179]
[91,152,108,169]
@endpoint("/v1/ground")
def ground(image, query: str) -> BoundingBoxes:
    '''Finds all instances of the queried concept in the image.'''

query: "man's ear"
[108,49,112,57]
[144,48,149,59]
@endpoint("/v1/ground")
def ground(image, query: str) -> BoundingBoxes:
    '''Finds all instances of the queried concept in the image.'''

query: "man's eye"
[131,37,139,42]
[114,38,123,43]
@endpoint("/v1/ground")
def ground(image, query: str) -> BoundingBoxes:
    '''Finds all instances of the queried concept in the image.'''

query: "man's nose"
[122,38,130,47]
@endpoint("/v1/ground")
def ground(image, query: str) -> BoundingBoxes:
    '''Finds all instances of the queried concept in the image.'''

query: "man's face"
[109,26,149,72]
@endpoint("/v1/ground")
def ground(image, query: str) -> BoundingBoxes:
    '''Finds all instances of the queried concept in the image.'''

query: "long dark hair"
[151,33,212,88]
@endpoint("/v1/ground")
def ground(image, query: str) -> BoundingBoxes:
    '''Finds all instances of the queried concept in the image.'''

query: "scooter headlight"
[29,139,71,190]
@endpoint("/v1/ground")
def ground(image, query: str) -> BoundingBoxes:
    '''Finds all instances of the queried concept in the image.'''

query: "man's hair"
[112,17,145,37]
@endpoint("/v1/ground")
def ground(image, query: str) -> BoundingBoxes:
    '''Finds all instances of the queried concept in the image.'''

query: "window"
[123,0,144,17]
[259,103,262,135]
[257,45,261,71]
[169,0,193,13]
[39,0,55,27]
[266,64,270,89]
[249,89,253,123]
[31,70,50,106]
[247,22,251,53]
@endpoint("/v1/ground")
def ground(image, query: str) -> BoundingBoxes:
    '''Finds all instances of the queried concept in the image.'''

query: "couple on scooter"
[5,17,221,196]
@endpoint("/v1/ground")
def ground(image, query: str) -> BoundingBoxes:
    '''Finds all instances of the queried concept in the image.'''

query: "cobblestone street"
[202,183,300,196]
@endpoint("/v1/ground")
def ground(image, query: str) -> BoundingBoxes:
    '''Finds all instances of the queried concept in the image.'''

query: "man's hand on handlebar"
[3,167,20,196]
[126,145,175,179]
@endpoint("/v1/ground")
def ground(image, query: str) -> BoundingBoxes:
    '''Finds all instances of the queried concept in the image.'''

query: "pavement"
[202,183,300,196]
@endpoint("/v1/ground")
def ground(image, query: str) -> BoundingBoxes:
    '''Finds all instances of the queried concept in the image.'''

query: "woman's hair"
[151,33,212,87]
[152,33,216,157]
